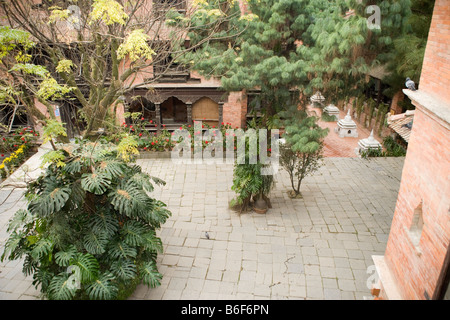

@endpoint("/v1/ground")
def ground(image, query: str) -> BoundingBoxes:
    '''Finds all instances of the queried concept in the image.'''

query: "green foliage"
[42,120,68,149]
[356,96,365,120]
[111,115,238,153]
[37,75,74,101]
[360,136,407,158]
[376,103,389,134]
[1,136,171,300]
[278,106,328,197]
[0,26,35,62]
[320,113,337,122]
[10,63,49,77]
[360,147,383,159]
[0,26,72,116]
[55,59,74,74]
[230,122,275,213]
[0,84,21,105]
[2,1,207,136]
[382,136,407,156]
[116,134,139,162]
[41,150,67,168]
[231,160,274,211]
[178,0,412,112]
[382,0,434,96]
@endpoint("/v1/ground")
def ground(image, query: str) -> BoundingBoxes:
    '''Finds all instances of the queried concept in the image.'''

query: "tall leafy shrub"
[1,136,171,300]
[230,125,275,213]
[279,107,328,198]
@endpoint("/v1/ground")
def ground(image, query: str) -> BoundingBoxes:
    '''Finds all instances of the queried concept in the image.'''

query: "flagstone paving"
[0,155,404,300]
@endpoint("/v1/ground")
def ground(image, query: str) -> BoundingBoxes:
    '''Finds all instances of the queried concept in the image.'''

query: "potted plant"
[230,124,274,214]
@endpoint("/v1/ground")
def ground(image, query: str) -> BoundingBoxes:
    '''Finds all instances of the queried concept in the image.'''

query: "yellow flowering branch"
[90,0,129,25]
[117,29,155,62]
[0,144,27,175]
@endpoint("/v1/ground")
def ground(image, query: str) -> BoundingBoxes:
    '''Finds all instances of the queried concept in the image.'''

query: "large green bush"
[1,136,171,300]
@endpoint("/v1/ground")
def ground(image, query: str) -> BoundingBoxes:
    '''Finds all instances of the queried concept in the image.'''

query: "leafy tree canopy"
[177,0,413,113]
[0,0,234,136]
[382,0,434,97]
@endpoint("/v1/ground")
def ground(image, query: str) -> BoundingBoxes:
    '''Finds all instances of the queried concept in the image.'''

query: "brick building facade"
[372,0,450,300]
[0,0,250,135]
[112,0,250,131]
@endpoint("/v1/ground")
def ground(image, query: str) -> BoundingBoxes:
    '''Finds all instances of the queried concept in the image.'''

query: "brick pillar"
[222,91,248,128]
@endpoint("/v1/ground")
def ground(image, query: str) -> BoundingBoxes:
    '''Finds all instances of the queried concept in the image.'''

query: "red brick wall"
[382,0,450,299]
[390,91,404,115]
[384,105,450,299]
[223,91,248,128]
[418,0,450,104]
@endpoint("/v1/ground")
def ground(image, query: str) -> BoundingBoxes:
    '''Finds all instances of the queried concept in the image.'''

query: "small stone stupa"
[323,104,340,120]
[335,110,358,137]
[357,130,382,154]
[310,91,325,104]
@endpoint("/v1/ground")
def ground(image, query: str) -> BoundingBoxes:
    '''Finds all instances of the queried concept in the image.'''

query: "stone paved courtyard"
[0,155,405,300]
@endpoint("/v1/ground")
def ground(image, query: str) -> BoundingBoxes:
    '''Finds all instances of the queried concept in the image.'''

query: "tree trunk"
[294,155,308,196]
